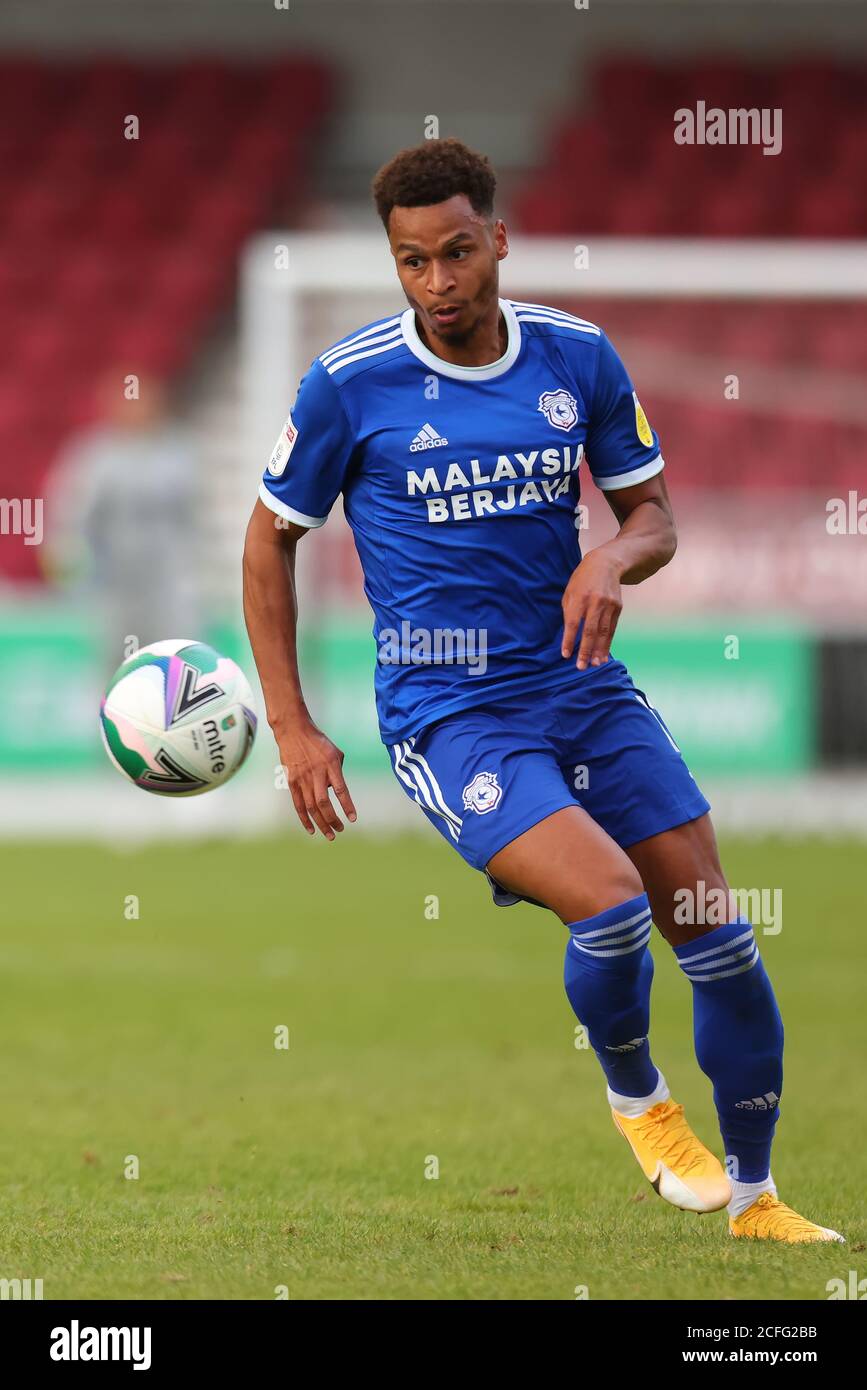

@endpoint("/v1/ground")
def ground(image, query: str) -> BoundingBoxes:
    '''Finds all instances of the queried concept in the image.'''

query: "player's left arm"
[595,470,677,585]
[561,333,677,671]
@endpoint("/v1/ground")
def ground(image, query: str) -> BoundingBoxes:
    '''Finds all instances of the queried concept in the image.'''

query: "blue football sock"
[564,893,660,1098]
[674,917,783,1183]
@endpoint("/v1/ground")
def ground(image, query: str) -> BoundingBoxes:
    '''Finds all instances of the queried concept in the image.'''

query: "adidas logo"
[410,423,449,452]
[734,1091,780,1111]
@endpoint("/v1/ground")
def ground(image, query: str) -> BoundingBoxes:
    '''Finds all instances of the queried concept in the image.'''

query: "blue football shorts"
[388,658,711,903]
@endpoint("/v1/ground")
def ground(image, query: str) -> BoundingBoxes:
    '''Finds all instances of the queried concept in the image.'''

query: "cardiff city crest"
[538,388,579,432]
[462,771,503,815]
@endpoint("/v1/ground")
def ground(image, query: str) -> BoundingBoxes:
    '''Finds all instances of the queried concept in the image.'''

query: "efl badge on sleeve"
[633,392,654,447]
[268,412,298,476]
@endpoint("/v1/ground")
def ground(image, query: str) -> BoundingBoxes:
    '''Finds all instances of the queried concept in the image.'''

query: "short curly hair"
[372,138,497,230]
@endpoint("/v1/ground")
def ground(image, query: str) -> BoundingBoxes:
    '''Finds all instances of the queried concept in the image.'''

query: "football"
[100,639,257,795]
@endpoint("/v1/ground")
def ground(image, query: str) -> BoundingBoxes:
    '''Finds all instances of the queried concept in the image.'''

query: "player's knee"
[558,864,645,924]
[586,871,645,919]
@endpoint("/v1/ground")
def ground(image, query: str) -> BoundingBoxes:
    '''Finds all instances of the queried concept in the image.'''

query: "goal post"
[240,232,867,463]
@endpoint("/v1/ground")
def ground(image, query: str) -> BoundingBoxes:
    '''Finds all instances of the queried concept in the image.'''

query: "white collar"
[400,297,521,381]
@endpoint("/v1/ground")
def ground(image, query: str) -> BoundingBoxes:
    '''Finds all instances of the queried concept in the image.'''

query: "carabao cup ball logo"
[462,770,503,815]
[538,388,579,432]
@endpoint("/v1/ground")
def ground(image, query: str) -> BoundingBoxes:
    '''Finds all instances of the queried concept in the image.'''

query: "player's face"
[388,194,509,347]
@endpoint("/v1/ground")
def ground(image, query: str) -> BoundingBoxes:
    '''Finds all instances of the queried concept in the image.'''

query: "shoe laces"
[743,1193,822,1238]
[631,1101,708,1176]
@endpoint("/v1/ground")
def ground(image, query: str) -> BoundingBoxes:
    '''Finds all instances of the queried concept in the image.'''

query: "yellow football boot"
[612,1099,731,1213]
[729,1192,844,1243]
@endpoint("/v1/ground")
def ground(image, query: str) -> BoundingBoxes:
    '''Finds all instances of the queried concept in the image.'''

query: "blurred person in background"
[44,372,203,672]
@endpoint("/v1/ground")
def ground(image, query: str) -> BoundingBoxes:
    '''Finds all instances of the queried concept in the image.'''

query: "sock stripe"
[687,941,758,971]
[683,940,757,971]
[682,943,760,982]
[569,897,653,959]
[677,924,755,965]
[570,921,652,959]
[676,920,760,982]
[573,905,652,941]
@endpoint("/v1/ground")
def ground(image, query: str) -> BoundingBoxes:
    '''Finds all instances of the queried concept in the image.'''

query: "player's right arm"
[242,358,358,840]
[243,502,356,839]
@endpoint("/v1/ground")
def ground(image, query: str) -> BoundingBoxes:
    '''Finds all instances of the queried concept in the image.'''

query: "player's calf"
[564,891,658,1098]
[564,890,731,1213]
[627,819,789,1225]
[675,917,784,1202]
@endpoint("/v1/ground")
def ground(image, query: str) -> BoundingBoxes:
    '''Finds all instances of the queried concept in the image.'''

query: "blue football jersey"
[259,298,664,743]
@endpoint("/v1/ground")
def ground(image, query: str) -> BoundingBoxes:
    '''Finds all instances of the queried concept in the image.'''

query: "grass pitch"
[0,830,863,1300]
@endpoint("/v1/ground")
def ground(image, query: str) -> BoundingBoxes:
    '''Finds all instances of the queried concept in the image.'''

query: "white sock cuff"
[727,1172,777,1219]
[608,1069,670,1118]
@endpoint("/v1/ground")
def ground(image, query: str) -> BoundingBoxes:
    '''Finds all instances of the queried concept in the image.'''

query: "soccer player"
[243,139,842,1243]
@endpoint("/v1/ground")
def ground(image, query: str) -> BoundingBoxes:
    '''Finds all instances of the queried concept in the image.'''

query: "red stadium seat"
[605,179,678,235]
[262,58,335,122]
[0,54,336,581]
[793,181,866,237]
[508,48,867,503]
[676,57,765,114]
[592,57,668,129]
[513,55,867,242]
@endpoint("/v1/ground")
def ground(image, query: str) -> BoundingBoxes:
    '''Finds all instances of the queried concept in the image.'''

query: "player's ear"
[493,218,509,261]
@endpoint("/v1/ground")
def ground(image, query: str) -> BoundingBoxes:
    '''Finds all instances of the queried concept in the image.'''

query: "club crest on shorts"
[462,770,502,815]
[538,388,579,432]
